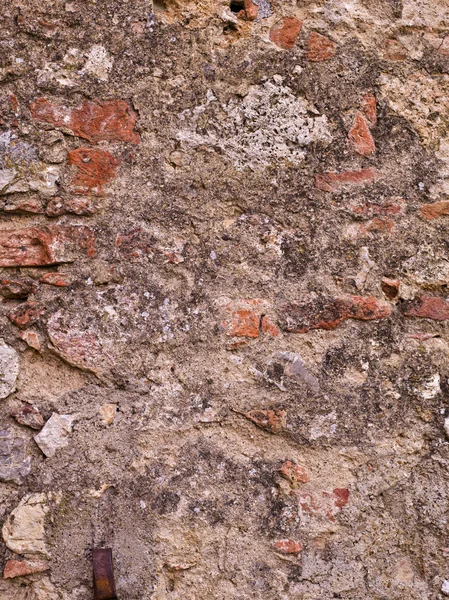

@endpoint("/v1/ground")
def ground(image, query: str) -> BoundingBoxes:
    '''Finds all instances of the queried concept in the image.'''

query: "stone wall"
[1,0,449,598]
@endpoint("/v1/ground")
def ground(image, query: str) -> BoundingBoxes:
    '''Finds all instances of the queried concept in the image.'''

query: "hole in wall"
[229,0,244,12]
[153,0,167,13]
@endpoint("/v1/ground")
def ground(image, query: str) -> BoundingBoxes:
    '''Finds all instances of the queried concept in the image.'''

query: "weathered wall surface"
[1,0,449,598]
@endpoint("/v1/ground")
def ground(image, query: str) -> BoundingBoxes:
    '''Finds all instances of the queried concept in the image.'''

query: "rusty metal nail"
[93,548,117,600]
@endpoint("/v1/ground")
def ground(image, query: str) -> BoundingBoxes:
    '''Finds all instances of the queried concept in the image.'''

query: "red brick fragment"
[40,272,70,287]
[30,97,67,128]
[8,301,46,329]
[381,278,400,300]
[242,409,286,433]
[273,539,302,555]
[0,226,95,267]
[30,98,140,144]
[306,32,336,62]
[224,308,260,338]
[46,197,96,217]
[384,39,407,61]
[402,296,449,320]
[69,148,120,196]
[260,315,280,337]
[270,17,302,50]
[71,100,140,143]
[420,201,449,221]
[280,296,391,333]
[348,112,375,156]
[19,330,41,351]
[279,460,310,487]
[243,0,258,21]
[159,249,184,264]
[0,228,54,267]
[333,488,350,509]
[0,277,38,298]
[221,299,278,339]
[316,168,382,192]
[362,93,377,126]
[3,559,49,579]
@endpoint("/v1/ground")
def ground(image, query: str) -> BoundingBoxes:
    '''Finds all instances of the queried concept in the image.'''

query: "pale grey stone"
[0,430,32,483]
[34,413,75,458]
[0,339,19,399]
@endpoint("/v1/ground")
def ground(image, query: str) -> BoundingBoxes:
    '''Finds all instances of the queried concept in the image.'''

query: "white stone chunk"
[0,339,19,399]
[34,413,75,458]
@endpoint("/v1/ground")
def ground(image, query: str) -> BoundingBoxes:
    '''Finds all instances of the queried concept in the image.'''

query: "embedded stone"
[0,277,38,298]
[34,413,75,458]
[2,493,49,556]
[12,404,44,430]
[100,403,117,425]
[0,430,32,483]
[0,340,19,399]
[19,330,42,352]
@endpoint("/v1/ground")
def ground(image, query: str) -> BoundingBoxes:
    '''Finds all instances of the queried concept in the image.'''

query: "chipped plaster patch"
[81,45,114,82]
[177,77,332,171]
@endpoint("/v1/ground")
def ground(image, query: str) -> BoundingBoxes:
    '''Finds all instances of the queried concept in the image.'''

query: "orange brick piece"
[270,17,302,50]
[348,112,375,156]
[420,201,449,221]
[243,0,258,21]
[0,226,96,267]
[306,32,336,62]
[69,148,120,195]
[30,98,140,144]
